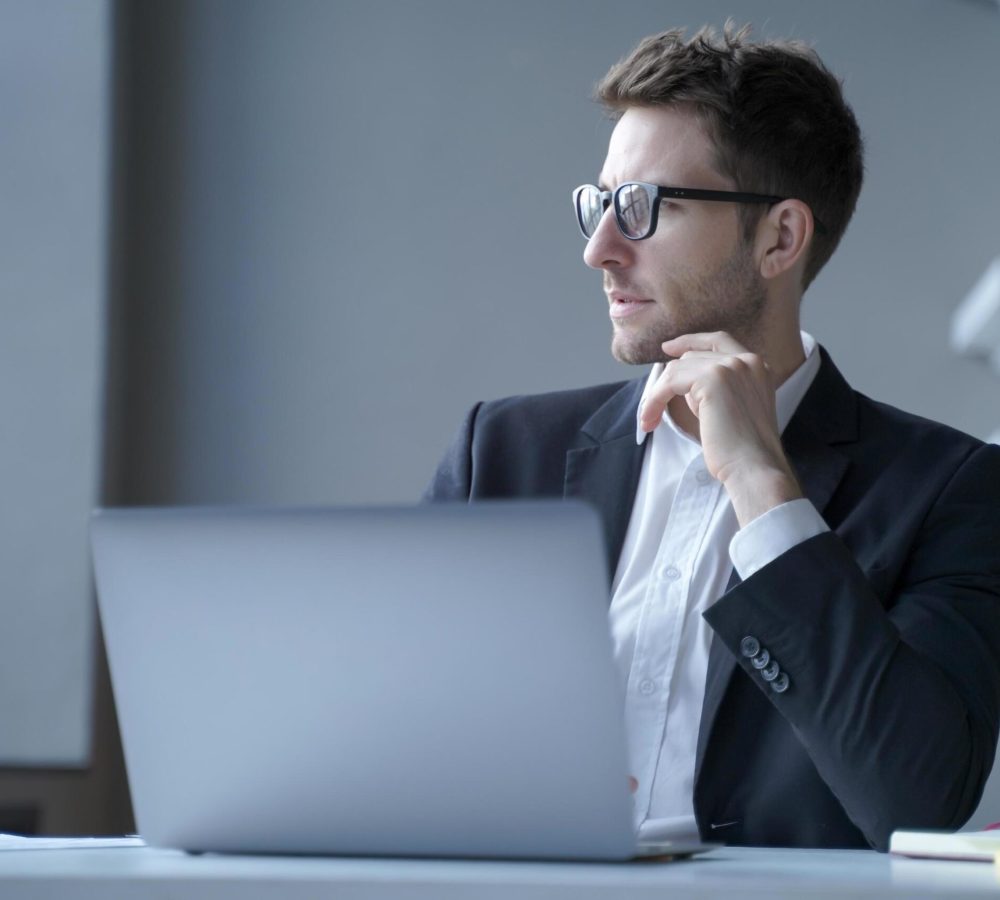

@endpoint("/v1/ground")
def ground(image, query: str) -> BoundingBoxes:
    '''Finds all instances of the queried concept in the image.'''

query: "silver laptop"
[91,501,713,861]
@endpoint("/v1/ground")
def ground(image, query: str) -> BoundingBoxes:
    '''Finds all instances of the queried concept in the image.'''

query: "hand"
[638,331,802,526]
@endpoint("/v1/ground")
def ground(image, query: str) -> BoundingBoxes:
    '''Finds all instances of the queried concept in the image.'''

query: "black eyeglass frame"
[572,182,828,240]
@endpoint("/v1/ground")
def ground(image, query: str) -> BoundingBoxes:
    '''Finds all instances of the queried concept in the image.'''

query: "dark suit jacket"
[424,349,1000,850]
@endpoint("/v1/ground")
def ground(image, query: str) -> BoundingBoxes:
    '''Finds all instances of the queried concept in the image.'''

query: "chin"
[610,332,670,366]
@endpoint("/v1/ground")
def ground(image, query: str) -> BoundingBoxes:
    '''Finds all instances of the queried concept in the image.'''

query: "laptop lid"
[91,501,639,860]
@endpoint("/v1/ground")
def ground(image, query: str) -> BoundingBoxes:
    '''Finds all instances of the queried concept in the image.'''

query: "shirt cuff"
[729,498,829,580]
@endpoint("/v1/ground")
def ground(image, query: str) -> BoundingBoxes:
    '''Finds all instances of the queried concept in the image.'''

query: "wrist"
[720,461,803,528]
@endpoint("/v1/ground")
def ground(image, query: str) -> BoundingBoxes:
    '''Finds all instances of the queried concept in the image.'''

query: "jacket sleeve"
[421,403,481,502]
[703,441,1000,850]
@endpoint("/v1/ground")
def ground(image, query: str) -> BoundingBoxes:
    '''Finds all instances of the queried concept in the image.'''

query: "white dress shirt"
[608,332,828,842]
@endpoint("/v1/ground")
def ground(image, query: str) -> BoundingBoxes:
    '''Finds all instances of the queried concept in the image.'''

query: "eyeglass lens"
[577,187,606,238]
[616,184,650,239]
[577,184,653,239]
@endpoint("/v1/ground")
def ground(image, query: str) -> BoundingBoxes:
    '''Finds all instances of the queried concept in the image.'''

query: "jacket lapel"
[563,378,647,587]
[696,348,858,773]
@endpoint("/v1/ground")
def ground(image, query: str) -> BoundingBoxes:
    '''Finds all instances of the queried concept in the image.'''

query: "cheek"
[645,226,709,271]
[664,238,739,289]
[647,253,698,295]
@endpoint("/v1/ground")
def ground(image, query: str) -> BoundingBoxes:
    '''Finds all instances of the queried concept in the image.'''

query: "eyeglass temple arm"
[656,187,829,235]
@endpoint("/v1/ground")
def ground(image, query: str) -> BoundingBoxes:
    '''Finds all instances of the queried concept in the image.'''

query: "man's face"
[584,106,767,365]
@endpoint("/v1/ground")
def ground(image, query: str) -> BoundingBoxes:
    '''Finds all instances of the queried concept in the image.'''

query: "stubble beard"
[610,244,767,365]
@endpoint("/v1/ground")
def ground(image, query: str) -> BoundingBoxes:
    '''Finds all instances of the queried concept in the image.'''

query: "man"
[424,24,1000,851]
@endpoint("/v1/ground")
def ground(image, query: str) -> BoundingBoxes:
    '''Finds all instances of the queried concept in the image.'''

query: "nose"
[582,204,633,271]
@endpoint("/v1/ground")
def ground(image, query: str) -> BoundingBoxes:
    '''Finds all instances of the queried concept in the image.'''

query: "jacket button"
[751,649,770,670]
[740,636,760,658]
[761,660,780,682]
[770,672,790,693]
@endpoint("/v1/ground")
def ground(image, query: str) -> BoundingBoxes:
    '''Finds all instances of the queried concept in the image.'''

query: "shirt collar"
[635,331,821,446]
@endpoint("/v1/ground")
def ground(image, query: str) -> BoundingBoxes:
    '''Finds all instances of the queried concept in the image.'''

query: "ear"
[754,200,814,282]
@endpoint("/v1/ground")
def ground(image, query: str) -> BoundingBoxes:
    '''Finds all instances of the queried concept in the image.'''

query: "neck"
[764,323,808,385]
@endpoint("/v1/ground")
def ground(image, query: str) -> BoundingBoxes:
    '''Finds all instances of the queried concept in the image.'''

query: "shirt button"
[771,672,790,693]
[638,679,657,696]
[740,636,760,658]
[751,649,771,670]
[663,566,681,581]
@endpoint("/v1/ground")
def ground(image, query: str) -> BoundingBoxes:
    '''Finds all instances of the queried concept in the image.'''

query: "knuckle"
[704,365,726,387]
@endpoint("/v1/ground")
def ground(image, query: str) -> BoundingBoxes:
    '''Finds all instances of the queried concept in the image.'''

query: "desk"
[0,846,998,898]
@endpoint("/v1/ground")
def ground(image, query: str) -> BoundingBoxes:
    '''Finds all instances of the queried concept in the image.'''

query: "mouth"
[609,294,654,320]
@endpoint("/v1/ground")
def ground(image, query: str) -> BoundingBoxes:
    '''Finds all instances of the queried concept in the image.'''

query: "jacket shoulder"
[423,378,642,502]
[854,391,994,462]
[475,379,638,439]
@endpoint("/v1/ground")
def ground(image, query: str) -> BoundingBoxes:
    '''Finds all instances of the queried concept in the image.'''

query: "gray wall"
[0,0,108,766]
[109,0,1000,513]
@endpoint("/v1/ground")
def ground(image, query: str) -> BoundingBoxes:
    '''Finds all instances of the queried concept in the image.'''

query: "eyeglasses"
[572,181,828,241]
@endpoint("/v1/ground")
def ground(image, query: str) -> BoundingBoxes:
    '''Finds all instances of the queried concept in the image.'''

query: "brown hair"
[597,22,864,288]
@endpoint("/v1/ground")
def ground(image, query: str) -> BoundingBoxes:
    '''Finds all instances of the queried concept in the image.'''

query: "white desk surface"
[0,845,998,899]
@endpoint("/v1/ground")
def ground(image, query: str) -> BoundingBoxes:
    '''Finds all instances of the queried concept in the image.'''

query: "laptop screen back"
[91,502,636,860]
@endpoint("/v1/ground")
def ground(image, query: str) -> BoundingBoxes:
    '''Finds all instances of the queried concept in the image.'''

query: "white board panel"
[0,0,109,765]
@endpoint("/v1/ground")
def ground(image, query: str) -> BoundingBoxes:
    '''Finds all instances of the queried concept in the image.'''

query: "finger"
[664,349,772,382]
[661,331,748,357]
[666,349,728,361]
[639,357,717,431]
[667,348,774,391]
[638,381,676,433]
